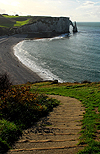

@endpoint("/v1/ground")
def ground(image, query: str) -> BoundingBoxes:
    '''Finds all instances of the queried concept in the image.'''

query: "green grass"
[30,81,100,153]
[14,19,30,27]
[0,15,31,28]
[0,16,30,28]
[0,84,59,153]
[0,16,15,28]
[0,14,49,29]
[0,14,46,28]
[0,119,22,153]
[2,15,20,18]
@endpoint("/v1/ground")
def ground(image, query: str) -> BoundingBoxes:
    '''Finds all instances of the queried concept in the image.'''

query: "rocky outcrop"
[73,22,78,33]
[69,20,78,33]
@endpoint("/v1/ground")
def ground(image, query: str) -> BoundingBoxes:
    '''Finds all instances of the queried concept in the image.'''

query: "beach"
[0,34,42,85]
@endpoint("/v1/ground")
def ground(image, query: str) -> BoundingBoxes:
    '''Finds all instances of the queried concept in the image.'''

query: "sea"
[14,22,100,83]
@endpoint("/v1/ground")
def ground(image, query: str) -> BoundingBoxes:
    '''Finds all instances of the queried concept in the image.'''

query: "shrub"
[0,85,59,127]
[0,119,22,153]
[81,80,91,84]
[0,73,12,95]
[0,84,59,153]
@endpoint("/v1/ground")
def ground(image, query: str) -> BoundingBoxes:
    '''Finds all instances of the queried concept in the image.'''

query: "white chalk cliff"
[18,17,70,34]
[11,17,77,36]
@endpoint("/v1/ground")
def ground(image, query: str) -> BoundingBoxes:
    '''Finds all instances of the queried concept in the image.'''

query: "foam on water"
[33,33,69,42]
[14,39,64,82]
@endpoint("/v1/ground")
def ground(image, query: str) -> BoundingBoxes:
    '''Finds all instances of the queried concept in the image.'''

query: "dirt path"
[7,95,85,154]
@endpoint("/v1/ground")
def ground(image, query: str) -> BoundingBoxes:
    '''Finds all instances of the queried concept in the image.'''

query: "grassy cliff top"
[0,14,69,28]
[0,14,46,28]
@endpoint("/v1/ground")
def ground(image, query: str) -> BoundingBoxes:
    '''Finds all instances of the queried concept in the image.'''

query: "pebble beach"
[0,34,42,85]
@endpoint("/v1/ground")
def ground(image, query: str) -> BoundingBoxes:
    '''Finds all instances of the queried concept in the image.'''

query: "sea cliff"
[0,15,77,37]
[19,17,70,33]
[10,17,73,37]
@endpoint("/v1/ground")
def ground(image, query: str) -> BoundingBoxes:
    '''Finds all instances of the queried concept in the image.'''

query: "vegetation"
[30,81,100,154]
[0,15,29,28]
[0,73,12,93]
[14,19,30,27]
[2,15,20,18]
[0,74,59,153]
[0,14,47,35]
[0,14,46,28]
[0,73,100,153]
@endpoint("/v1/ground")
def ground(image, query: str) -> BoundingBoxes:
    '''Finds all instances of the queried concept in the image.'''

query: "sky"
[0,0,100,22]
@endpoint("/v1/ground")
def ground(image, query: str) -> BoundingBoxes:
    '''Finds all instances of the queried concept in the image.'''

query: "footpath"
[7,95,86,154]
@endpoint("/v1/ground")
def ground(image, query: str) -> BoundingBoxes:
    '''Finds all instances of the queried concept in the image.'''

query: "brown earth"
[7,95,86,154]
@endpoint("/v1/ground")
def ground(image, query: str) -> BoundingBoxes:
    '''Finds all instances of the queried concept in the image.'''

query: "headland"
[0,15,78,84]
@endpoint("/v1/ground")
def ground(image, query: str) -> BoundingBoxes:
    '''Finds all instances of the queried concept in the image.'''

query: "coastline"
[0,34,43,85]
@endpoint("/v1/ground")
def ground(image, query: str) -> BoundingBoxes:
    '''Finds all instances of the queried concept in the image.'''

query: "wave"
[13,40,64,83]
[33,33,69,42]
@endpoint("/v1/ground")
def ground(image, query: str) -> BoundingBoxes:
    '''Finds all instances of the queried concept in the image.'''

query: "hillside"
[0,14,46,35]
[0,79,100,153]
[0,14,46,28]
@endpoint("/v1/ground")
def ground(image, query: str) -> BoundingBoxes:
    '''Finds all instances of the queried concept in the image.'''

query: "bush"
[0,119,22,153]
[0,83,59,153]
[81,80,91,84]
[0,73,12,95]
[0,85,59,127]
[0,138,9,154]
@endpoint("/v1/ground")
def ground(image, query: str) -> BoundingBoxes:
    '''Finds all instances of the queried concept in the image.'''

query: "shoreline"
[0,34,43,85]
[14,37,65,83]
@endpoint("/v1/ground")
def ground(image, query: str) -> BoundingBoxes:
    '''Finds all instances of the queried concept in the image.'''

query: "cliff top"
[0,14,69,28]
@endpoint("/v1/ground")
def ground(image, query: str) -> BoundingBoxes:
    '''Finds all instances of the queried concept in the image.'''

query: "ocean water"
[14,22,100,83]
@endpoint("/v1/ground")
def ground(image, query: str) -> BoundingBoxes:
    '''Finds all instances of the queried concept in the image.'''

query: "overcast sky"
[0,0,100,22]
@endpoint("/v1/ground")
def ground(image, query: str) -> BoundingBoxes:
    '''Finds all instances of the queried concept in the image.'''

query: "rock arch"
[69,20,78,33]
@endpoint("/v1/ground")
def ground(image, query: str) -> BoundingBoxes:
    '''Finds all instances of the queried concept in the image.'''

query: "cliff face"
[17,17,70,34]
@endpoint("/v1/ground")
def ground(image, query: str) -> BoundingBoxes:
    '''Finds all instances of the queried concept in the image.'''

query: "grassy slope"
[0,16,15,28]
[0,15,46,28]
[0,15,30,28]
[30,81,100,154]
